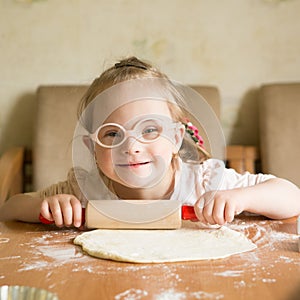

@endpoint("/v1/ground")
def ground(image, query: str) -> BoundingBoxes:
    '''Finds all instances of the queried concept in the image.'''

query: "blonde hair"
[78,56,210,162]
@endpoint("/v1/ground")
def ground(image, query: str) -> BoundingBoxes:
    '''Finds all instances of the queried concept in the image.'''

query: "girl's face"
[94,99,182,189]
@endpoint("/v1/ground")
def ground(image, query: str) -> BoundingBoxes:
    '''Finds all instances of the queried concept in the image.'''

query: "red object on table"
[181,205,198,221]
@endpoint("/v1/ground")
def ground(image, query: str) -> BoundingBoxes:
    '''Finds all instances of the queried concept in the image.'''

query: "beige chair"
[32,86,87,191]
[259,83,300,187]
[0,84,257,202]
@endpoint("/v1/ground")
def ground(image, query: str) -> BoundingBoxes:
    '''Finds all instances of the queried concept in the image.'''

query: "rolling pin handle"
[39,214,54,224]
[181,205,198,221]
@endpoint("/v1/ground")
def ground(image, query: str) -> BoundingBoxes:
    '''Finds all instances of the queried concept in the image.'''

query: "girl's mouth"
[116,161,151,168]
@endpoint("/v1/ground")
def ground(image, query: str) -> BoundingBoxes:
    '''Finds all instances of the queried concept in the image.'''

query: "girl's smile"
[116,161,152,168]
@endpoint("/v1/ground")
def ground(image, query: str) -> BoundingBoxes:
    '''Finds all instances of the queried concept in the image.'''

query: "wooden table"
[0,216,299,300]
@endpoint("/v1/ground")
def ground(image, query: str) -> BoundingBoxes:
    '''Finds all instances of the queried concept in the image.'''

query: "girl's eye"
[142,127,158,134]
[141,126,161,140]
[104,131,120,138]
[100,130,124,146]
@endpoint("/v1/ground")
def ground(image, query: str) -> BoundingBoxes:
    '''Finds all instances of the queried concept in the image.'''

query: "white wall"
[1,0,299,154]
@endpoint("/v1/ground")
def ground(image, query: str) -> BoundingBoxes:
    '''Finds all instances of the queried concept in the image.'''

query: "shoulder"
[67,167,88,185]
[182,158,225,177]
[180,158,225,190]
[36,168,87,203]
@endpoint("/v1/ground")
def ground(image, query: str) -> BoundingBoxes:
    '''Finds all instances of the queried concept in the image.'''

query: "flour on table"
[74,226,256,263]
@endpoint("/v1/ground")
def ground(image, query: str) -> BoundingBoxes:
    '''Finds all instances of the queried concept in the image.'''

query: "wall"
[1,0,299,155]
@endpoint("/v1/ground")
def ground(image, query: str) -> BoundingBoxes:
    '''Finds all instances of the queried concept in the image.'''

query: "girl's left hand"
[194,189,245,225]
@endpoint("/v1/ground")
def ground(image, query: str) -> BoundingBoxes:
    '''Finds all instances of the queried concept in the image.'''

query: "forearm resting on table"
[244,178,300,219]
[0,193,41,223]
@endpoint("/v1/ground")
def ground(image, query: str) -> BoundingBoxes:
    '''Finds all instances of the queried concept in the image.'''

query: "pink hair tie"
[184,119,204,146]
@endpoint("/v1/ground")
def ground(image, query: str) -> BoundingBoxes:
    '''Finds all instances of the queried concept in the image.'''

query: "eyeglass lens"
[97,119,163,147]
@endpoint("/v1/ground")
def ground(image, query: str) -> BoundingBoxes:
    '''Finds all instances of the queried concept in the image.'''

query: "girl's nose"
[122,137,143,154]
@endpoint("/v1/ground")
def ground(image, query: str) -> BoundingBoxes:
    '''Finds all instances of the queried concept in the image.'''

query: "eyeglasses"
[90,117,181,148]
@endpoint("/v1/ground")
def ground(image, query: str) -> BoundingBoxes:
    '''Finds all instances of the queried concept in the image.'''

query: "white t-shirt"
[171,158,275,205]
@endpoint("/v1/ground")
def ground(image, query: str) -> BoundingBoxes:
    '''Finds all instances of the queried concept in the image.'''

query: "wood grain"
[0,216,299,300]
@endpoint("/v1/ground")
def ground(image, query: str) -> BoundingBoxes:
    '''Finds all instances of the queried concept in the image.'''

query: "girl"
[0,57,299,227]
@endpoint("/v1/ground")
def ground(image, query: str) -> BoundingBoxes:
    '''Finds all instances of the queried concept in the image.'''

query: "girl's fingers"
[195,191,240,226]
[212,199,226,225]
[224,201,235,223]
[49,200,64,227]
[202,199,216,225]
[40,199,53,221]
[71,198,83,228]
[40,195,83,228]
[60,200,73,227]
[194,198,206,223]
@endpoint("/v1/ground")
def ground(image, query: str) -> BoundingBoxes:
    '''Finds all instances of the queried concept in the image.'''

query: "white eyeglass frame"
[89,117,182,149]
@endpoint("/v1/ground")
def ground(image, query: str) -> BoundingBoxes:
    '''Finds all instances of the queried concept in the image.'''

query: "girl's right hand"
[194,189,245,226]
[40,194,83,228]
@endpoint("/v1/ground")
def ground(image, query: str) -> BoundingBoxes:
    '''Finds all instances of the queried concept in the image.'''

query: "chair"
[0,84,257,203]
[259,83,300,187]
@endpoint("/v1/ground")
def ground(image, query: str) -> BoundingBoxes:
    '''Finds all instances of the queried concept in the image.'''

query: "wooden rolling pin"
[39,199,198,229]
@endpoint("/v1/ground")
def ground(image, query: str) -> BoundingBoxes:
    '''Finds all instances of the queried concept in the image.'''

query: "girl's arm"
[0,193,83,227]
[241,178,300,219]
[0,169,84,227]
[195,178,300,225]
[0,193,42,223]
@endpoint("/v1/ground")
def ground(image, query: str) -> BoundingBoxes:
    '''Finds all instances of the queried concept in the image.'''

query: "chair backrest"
[259,83,300,186]
[33,85,220,191]
[33,86,88,190]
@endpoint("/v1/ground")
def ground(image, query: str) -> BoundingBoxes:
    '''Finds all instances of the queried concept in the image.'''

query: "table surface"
[0,216,299,300]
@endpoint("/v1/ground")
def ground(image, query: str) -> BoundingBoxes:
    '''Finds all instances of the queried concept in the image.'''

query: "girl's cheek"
[95,149,111,171]
[153,140,174,157]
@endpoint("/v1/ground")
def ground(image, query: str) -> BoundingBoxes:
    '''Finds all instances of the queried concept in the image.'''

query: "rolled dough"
[74,226,256,263]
